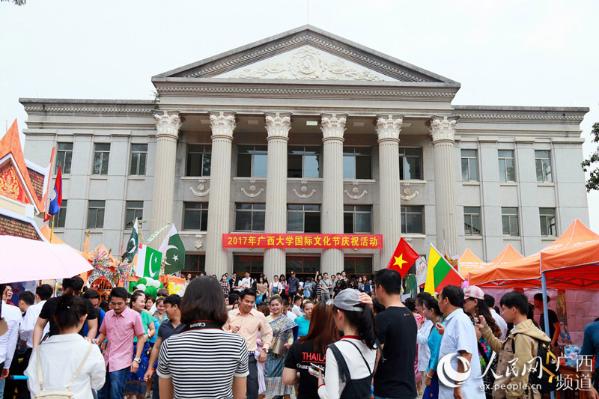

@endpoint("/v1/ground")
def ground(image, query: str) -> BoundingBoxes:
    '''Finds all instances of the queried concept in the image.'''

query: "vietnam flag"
[387,238,419,278]
[424,245,464,294]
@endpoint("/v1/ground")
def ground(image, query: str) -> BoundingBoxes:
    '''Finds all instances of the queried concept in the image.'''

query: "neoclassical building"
[20,26,589,277]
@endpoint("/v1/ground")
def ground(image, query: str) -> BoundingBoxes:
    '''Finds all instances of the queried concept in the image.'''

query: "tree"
[582,122,599,192]
[0,0,26,4]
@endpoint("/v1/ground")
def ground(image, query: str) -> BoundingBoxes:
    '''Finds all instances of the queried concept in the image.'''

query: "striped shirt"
[157,328,249,399]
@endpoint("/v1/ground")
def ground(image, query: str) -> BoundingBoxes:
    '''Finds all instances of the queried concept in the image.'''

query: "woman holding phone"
[421,296,443,399]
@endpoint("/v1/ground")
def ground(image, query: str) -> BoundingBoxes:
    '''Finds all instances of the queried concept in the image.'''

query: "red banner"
[222,233,383,249]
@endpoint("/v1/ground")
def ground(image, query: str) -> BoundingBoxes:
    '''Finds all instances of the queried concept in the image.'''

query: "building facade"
[20,26,589,277]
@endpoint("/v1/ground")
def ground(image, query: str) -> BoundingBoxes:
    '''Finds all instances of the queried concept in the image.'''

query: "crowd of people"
[0,269,598,399]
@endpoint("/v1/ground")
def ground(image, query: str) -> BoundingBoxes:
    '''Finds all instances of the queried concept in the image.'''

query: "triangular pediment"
[155,26,458,84]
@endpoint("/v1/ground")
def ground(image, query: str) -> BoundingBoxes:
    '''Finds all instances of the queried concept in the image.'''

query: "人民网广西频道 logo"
[437,353,472,388]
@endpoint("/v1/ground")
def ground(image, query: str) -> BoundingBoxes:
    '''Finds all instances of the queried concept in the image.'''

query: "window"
[233,255,264,275]
[502,207,520,236]
[344,257,373,276]
[344,205,372,233]
[498,150,516,182]
[288,147,320,178]
[235,203,265,231]
[56,142,73,174]
[129,144,147,176]
[92,143,110,175]
[343,147,372,179]
[401,206,424,234]
[87,200,105,229]
[237,146,267,178]
[183,202,208,230]
[183,255,206,275]
[186,144,211,177]
[286,256,320,276]
[535,150,552,183]
[461,149,479,182]
[464,206,482,236]
[539,208,557,237]
[287,204,321,232]
[399,147,423,180]
[55,199,67,228]
[124,201,143,228]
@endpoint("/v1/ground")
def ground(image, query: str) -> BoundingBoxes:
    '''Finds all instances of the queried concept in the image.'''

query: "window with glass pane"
[233,255,264,275]
[124,201,143,228]
[344,257,373,275]
[461,149,479,182]
[55,199,67,228]
[539,208,557,237]
[343,147,371,179]
[401,206,424,234]
[287,204,321,232]
[87,200,105,229]
[183,202,208,230]
[235,203,265,231]
[92,143,110,175]
[501,207,520,236]
[463,206,481,236]
[56,142,73,174]
[183,255,206,275]
[237,146,267,178]
[399,148,423,180]
[535,150,552,182]
[288,147,320,178]
[343,205,372,233]
[286,256,321,276]
[186,145,211,177]
[128,144,147,176]
[498,150,516,182]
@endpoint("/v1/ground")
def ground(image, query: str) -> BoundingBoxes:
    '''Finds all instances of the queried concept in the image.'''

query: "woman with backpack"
[25,295,105,399]
[315,288,376,399]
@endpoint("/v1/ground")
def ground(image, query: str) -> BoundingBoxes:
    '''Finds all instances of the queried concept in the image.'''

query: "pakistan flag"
[136,245,162,280]
[122,218,139,263]
[160,224,186,274]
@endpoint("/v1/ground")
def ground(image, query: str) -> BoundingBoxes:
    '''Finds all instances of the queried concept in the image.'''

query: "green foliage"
[582,122,599,192]
[0,0,26,5]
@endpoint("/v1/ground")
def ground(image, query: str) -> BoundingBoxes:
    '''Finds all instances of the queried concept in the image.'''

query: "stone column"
[205,112,236,276]
[321,114,346,275]
[264,113,291,279]
[377,115,403,269]
[430,116,459,257]
[151,111,181,234]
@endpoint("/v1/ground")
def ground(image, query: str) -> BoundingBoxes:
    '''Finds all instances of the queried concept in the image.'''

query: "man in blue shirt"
[580,318,599,398]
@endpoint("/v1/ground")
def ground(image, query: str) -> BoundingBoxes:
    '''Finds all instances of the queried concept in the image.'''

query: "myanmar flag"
[424,245,464,294]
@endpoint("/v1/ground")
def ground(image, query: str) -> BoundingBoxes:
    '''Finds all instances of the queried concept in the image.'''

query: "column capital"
[154,110,181,139]
[429,116,457,144]
[376,115,403,143]
[209,112,236,140]
[321,113,346,142]
[265,112,291,141]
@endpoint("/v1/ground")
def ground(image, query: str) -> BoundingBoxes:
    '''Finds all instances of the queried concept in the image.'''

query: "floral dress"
[265,314,295,398]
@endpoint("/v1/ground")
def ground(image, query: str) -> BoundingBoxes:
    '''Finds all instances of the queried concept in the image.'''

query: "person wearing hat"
[314,288,376,399]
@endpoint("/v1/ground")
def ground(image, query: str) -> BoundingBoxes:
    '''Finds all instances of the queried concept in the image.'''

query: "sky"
[0,0,597,230]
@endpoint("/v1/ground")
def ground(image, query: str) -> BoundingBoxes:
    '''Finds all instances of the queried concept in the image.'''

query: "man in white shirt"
[437,285,485,399]
[484,294,508,339]
[20,284,53,350]
[239,272,253,291]
[0,294,23,397]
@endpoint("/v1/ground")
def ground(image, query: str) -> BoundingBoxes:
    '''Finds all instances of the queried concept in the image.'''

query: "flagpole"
[50,216,55,243]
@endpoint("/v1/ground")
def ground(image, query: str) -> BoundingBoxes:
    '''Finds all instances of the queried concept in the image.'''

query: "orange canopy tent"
[468,244,532,288]
[458,248,486,279]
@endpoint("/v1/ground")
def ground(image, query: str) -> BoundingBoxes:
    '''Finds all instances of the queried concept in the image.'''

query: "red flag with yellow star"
[387,238,419,278]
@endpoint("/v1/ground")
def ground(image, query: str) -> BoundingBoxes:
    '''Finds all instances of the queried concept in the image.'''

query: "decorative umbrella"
[0,236,93,283]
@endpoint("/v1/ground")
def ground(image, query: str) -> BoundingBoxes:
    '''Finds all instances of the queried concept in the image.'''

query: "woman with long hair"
[271,275,282,297]
[463,286,500,399]
[421,296,443,399]
[125,291,156,399]
[256,276,269,306]
[294,300,314,338]
[283,303,340,399]
[316,289,376,399]
[158,276,248,399]
[264,295,295,399]
[26,295,105,398]
[279,275,289,300]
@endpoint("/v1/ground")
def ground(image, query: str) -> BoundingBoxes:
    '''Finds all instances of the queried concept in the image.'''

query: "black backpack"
[512,333,559,393]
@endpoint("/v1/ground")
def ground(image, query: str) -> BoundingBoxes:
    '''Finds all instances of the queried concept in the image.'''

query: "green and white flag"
[159,224,186,274]
[136,244,162,280]
[122,218,139,263]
